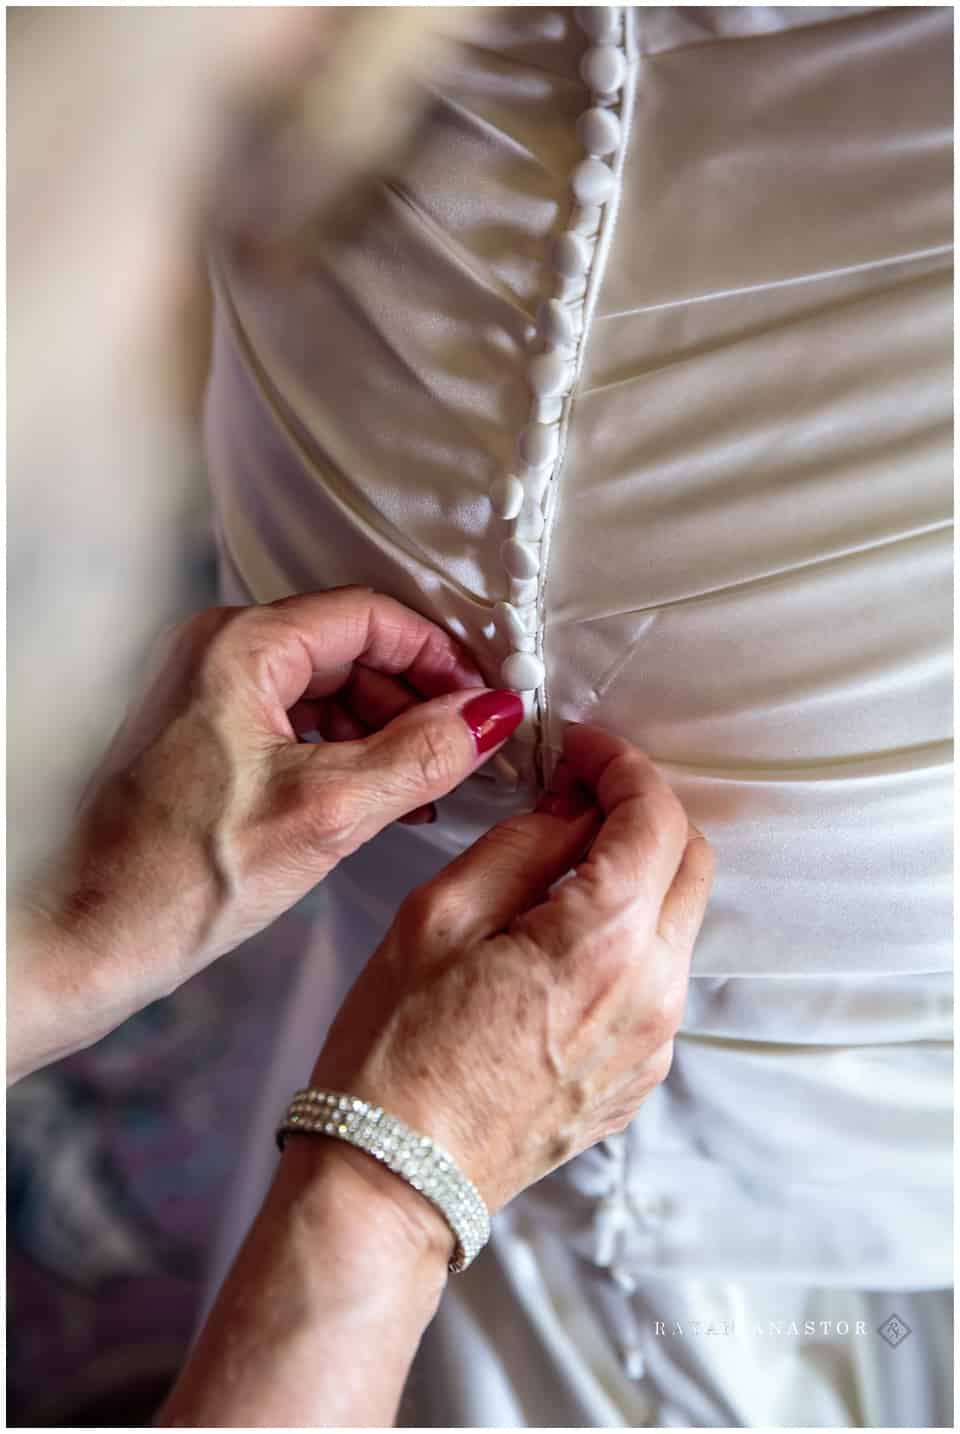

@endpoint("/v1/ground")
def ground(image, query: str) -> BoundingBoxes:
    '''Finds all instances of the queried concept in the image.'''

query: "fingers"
[395,762,602,950]
[290,668,444,828]
[291,664,419,742]
[288,697,366,742]
[290,665,447,830]
[269,589,485,700]
[216,588,486,719]
[342,664,419,729]
[356,686,523,813]
[386,726,712,964]
[657,823,715,950]
[280,688,524,856]
[563,724,692,909]
[519,725,703,958]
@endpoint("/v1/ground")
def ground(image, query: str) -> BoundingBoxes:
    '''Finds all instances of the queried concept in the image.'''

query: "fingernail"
[536,777,596,822]
[460,690,524,755]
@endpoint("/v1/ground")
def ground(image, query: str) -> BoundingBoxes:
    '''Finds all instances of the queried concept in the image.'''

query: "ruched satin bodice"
[207,3,952,982]
[203,4,953,1318]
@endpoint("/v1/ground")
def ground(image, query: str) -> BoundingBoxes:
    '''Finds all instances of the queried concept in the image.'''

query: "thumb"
[305,687,524,843]
[392,760,603,955]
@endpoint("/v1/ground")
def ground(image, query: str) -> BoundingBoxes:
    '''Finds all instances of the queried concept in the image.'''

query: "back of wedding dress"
[203,7,953,1426]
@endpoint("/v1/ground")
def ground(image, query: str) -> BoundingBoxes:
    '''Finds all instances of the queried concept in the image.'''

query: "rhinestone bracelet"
[276,1089,490,1273]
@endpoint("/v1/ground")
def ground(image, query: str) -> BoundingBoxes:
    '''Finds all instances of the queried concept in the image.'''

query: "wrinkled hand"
[11,588,522,1079]
[308,723,715,1217]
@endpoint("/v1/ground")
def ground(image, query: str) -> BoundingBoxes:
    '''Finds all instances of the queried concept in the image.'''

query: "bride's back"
[205,3,952,983]
[200,13,952,1421]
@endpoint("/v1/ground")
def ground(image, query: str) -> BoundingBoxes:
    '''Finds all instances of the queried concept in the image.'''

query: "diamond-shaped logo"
[877,1313,913,1348]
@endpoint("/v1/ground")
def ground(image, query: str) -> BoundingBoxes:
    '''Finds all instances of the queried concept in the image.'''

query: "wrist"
[279,1135,454,1289]
[7,892,178,1083]
[10,817,221,1082]
[158,1121,451,1428]
[7,906,121,1082]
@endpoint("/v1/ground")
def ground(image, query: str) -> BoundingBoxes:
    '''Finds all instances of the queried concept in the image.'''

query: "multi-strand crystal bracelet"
[276,1089,491,1273]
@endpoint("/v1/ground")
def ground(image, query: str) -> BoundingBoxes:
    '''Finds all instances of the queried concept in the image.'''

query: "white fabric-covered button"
[537,297,579,351]
[581,44,626,96]
[577,105,621,156]
[529,349,573,399]
[534,393,564,425]
[622,1345,646,1381]
[552,231,591,278]
[501,536,540,581]
[569,203,602,236]
[522,468,551,504]
[516,494,545,540]
[518,421,560,469]
[502,650,546,690]
[488,474,525,520]
[571,157,615,206]
[556,273,588,306]
[510,575,539,606]
[575,6,620,42]
[494,600,535,651]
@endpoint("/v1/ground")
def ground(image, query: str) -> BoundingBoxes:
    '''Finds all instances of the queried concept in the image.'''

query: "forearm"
[7,908,142,1085]
[157,1138,451,1428]
[8,830,221,1086]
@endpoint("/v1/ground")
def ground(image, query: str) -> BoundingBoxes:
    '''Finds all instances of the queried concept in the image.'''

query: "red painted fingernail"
[461,690,524,755]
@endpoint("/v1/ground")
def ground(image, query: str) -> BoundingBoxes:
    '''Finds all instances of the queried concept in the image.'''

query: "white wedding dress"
[199,7,953,1426]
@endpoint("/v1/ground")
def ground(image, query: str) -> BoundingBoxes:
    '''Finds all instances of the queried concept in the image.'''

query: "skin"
[8,587,714,1427]
[310,724,712,1213]
[9,588,495,1081]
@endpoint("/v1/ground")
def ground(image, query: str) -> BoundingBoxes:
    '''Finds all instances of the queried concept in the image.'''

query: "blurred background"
[6,8,316,1423]
[7,7,459,1419]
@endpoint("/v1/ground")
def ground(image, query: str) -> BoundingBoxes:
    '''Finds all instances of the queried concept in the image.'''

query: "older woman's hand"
[9,588,523,1082]
[307,722,714,1217]
[160,722,713,1430]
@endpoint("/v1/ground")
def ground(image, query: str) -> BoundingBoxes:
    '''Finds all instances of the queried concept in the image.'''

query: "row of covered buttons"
[595,1167,677,1385]
[487,7,627,786]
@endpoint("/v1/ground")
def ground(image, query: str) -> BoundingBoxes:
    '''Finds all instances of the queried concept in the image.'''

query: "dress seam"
[534,8,640,786]
[635,5,895,61]
[593,243,954,323]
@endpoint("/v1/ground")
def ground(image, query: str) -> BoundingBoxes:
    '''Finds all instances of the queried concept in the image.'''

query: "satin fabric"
[199,819,952,1427]
[207,1,952,981]
[202,6,953,1425]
